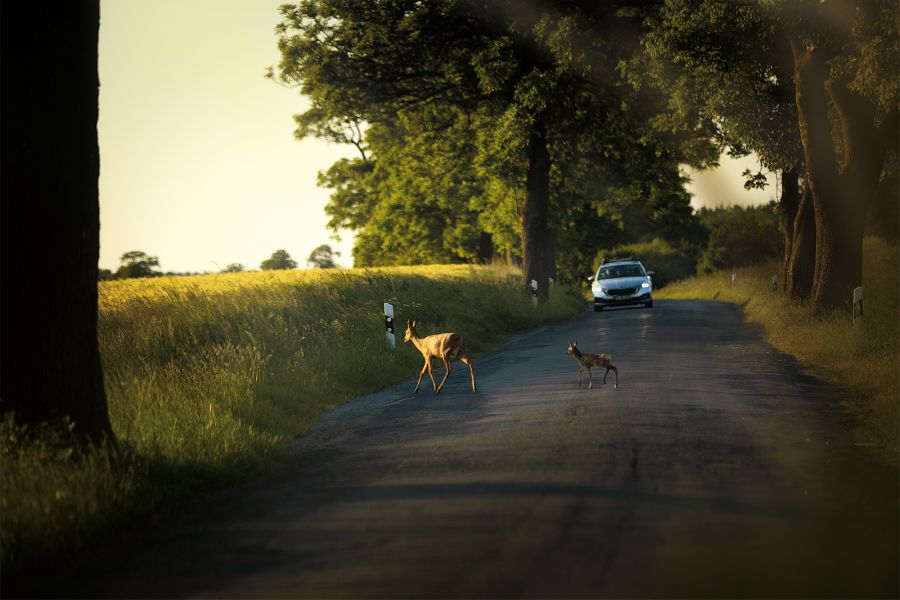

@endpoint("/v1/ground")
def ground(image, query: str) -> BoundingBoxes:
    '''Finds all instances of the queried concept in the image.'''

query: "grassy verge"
[656,236,899,463]
[1,264,585,584]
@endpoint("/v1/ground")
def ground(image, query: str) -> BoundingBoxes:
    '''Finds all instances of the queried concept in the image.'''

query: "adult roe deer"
[567,340,618,389]
[403,319,476,394]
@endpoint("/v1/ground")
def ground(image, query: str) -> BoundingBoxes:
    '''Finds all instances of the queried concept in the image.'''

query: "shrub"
[696,202,781,273]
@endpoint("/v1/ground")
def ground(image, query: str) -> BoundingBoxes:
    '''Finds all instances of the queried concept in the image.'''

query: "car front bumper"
[593,291,652,307]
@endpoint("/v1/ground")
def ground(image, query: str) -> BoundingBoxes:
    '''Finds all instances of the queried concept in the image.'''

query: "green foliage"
[1,265,584,579]
[306,244,339,269]
[115,250,160,279]
[319,157,377,232]
[348,109,494,266]
[274,0,717,272]
[696,202,782,273]
[220,263,246,273]
[260,249,297,271]
[636,0,801,173]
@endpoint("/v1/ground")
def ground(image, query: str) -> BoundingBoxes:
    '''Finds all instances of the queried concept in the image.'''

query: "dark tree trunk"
[476,231,494,263]
[0,2,113,442]
[791,39,859,314]
[779,167,800,291]
[521,112,552,301]
[790,37,894,314]
[786,179,816,301]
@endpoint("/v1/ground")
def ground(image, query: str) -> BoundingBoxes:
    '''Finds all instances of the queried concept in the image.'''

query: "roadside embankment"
[1,264,584,586]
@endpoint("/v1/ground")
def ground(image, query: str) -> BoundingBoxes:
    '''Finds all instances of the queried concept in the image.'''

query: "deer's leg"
[414,361,429,394]
[608,365,618,388]
[436,356,453,394]
[587,367,593,389]
[577,367,582,387]
[427,359,439,391]
[460,355,476,392]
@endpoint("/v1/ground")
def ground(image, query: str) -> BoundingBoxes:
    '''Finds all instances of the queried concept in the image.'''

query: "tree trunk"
[521,112,552,301]
[0,2,113,442]
[791,39,860,314]
[779,167,800,291]
[786,179,816,301]
[476,231,494,263]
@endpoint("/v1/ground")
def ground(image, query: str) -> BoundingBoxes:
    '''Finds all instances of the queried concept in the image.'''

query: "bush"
[696,202,781,273]
[591,238,698,288]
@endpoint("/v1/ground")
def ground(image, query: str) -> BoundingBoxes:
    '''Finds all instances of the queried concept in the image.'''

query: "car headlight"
[641,281,650,288]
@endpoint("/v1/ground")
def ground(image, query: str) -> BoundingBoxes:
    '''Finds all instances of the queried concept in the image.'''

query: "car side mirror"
[647,271,655,276]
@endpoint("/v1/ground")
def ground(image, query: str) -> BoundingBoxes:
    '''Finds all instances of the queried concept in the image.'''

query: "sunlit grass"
[657,236,899,461]
[1,264,585,583]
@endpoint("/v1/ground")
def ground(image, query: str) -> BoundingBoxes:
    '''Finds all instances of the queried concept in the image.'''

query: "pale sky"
[98,0,773,274]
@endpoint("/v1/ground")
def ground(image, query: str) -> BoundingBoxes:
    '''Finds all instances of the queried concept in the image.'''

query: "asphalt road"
[66,300,897,598]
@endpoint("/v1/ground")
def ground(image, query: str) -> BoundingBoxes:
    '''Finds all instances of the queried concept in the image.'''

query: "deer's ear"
[573,339,577,346]
[412,319,418,328]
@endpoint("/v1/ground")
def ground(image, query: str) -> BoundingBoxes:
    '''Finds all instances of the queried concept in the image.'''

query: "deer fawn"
[403,319,476,394]
[567,340,618,389]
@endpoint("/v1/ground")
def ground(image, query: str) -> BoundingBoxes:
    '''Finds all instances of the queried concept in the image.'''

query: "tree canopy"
[306,244,340,268]
[272,0,896,313]
[115,250,161,279]
[260,249,298,270]
[638,0,898,313]
[273,0,717,290]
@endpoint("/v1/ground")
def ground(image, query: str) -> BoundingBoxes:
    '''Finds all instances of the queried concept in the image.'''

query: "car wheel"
[645,300,653,308]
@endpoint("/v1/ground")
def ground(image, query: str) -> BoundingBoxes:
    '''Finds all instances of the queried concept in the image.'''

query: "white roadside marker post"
[731,272,737,288]
[852,286,863,326]
[384,302,395,348]
[531,279,538,306]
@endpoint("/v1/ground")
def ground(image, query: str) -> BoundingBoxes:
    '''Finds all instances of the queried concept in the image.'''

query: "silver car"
[589,257,654,311]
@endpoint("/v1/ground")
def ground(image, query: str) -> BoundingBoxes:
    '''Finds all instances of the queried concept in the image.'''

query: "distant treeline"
[103,206,782,287]
[100,245,341,280]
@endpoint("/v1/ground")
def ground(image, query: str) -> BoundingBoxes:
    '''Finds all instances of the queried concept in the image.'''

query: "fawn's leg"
[436,356,453,393]
[577,367,582,387]
[460,355,476,391]
[587,367,593,389]
[608,365,618,388]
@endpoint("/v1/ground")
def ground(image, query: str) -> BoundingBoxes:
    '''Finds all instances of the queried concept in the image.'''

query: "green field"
[1,264,584,579]
[656,236,899,463]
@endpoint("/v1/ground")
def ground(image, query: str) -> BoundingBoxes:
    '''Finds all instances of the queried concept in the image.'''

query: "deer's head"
[567,340,578,355]
[404,319,419,343]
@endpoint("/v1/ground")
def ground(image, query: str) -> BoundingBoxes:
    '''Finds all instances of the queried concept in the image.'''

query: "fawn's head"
[404,319,419,343]
[567,340,578,355]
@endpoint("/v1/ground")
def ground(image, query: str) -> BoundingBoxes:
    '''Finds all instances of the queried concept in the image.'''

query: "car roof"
[599,259,643,267]
[601,254,643,264]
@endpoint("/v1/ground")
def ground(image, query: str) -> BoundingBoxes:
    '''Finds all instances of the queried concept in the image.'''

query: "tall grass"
[657,236,899,462]
[1,264,585,583]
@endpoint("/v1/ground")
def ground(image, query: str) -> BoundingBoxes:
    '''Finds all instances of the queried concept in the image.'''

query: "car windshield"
[598,264,644,279]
